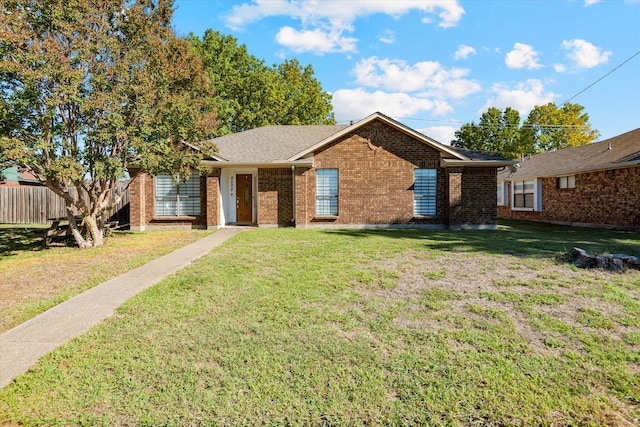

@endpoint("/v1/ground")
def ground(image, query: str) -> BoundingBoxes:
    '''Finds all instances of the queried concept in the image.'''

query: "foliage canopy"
[0,0,217,247]
[189,29,335,136]
[451,102,599,159]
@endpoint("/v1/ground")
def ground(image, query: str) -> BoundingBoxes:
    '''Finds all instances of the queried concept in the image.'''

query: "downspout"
[291,165,296,225]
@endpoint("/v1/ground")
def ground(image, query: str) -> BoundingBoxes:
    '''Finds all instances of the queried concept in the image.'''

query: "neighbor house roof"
[499,127,640,181]
[203,112,515,168]
[0,166,42,186]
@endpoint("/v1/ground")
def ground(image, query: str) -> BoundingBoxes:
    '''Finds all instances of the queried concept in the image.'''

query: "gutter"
[440,159,519,168]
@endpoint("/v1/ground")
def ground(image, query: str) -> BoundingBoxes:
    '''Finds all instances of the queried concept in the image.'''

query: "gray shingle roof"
[207,125,348,163]
[499,127,640,180]
[447,147,511,161]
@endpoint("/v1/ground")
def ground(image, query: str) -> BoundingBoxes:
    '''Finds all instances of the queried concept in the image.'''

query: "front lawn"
[1,221,639,425]
[0,226,213,333]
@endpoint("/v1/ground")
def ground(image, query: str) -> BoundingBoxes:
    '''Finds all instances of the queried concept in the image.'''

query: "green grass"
[0,226,213,332]
[1,221,639,425]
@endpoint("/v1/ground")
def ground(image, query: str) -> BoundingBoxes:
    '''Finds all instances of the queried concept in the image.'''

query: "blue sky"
[172,0,640,144]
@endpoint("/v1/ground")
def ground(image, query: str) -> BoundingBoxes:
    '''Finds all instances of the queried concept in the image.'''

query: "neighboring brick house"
[497,127,640,230]
[130,112,514,231]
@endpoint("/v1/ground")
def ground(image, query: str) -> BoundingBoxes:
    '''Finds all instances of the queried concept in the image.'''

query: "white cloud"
[353,57,481,99]
[584,0,601,5]
[505,43,542,69]
[227,0,465,29]
[226,0,464,53]
[331,88,451,123]
[378,30,395,45]
[480,79,557,115]
[418,126,457,145]
[454,45,476,60]
[554,64,567,73]
[561,39,611,68]
[275,26,357,53]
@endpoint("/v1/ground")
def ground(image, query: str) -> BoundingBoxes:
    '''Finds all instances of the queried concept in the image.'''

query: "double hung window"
[557,176,575,189]
[155,174,201,216]
[513,180,534,209]
[316,169,338,216]
[414,169,437,216]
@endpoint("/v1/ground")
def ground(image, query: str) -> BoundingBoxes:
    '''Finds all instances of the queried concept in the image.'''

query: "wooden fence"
[0,185,129,224]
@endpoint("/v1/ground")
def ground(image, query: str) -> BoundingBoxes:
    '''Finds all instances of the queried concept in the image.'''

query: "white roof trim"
[286,112,468,161]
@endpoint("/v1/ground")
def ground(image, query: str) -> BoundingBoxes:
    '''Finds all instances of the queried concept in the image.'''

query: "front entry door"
[236,174,253,223]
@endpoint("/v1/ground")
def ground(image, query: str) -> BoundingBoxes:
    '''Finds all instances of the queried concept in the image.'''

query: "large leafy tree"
[520,102,600,152]
[189,30,334,136]
[452,103,599,158]
[0,0,217,248]
[451,107,523,159]
[188,30,275,136]
[275,59,334,126]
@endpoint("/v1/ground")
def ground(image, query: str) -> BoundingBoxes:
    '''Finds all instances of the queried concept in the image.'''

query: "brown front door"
[236,174,253,223]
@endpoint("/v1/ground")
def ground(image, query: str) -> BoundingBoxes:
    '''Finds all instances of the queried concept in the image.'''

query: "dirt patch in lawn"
[366,250,640,355]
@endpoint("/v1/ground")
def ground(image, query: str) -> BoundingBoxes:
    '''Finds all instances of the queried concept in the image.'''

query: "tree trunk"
[84,215,104,247]
[67,212,104,249]
[66,211,92,249]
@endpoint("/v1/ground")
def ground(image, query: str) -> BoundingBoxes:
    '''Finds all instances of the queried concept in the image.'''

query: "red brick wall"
[258,168,294,226]
[205,169,221,228]
[129,169,144,229]
[129,170,214,230]
[498,166,640,229]
[460,167,498,226]
[305,120,448,226]
[295,167,313,226]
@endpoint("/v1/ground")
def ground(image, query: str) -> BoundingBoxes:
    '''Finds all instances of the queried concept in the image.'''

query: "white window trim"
[511,179,541,212]
[497,181,507,206]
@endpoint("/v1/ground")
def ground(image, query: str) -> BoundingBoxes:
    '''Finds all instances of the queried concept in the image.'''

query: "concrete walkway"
[0,228,245,388]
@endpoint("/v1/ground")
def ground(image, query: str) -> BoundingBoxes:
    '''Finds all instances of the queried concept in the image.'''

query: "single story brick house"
[130,112,515,231]
[497,127,640,230]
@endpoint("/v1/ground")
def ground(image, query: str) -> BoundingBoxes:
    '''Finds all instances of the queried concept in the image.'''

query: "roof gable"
[287,112,468,161]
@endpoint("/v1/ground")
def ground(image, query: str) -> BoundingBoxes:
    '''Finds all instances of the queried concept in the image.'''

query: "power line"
[340,49,640,129]
[379,117,591,130]
[560,48,640,106]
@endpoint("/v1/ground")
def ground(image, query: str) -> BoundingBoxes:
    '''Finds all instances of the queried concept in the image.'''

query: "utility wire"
[560,48,640,105]
[341,49,640,129]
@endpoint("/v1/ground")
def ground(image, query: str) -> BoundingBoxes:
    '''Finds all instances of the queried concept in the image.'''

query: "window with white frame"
[557,175,575,189]
[316,169,338,216]
[414,169,437,216]
[513,180,535,209]
[155,174,201,216]
[497,181,506,206]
